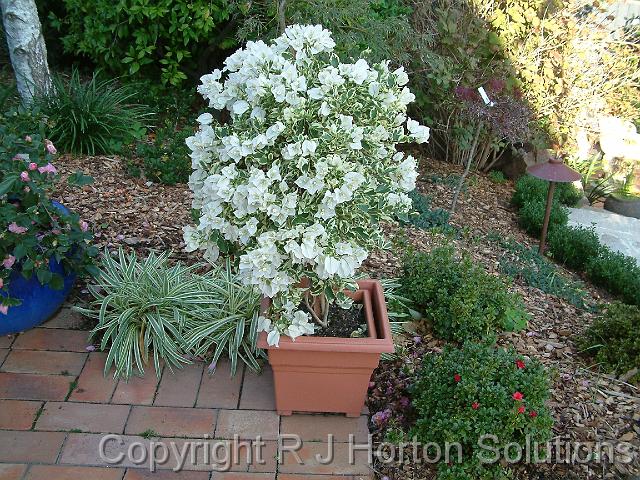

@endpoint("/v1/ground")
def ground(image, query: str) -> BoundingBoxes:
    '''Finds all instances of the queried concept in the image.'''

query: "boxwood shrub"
[512,175,582,209]
[411,342,554,479]
[585,248,640,306]
[547,225,602,271]
[578,302,640,380]
[400,246,529,342]
[517,199,568,237]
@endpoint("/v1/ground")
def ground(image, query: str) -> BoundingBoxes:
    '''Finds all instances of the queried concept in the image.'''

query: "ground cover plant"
[400,245,529,342]
[405,189,450,230]
[491,235,591,310]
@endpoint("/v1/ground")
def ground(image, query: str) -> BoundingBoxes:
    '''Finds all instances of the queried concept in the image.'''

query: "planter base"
[258,279,393,417]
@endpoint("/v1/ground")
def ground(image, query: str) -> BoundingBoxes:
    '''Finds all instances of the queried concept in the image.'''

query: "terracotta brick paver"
[212,474,275,479]
[280,414,370,442]
[238,366,275,410]
[197,359,243,409]
[35,401,130,433]
[0,334,14,348]
[154,363,203,407]
[0,399,43,430]
[124,469,210,479]
[0,348,9,365]
[279,442,371,476]
[0,372,72,400]
[125,406,217,437]
[70,352,118,402]
[215,409,279,440]
[1,350,87,375]
[24,465,125,480]
[4,307,375,478]
[111,369,162,405]
[0,464,28,480]
[0,430,66,463]
[40,308,88,329]
[12,328,89,352]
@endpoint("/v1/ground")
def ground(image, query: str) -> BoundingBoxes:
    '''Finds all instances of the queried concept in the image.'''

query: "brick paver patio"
[0,308,373,480]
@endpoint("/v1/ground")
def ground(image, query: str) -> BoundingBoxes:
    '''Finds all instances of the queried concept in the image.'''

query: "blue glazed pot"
[0,202,77,335]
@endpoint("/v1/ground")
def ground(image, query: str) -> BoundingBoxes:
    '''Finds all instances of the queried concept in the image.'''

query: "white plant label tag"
[478,87,494,106]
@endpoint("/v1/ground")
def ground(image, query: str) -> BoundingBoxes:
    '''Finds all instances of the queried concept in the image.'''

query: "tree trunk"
[1,0,51,104]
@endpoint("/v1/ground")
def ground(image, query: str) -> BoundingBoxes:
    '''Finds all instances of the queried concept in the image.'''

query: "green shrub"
[548,225,601,271]
[488,170,507,184]
[235,0,423,65]
[77,249,262,379]
[34,70,150,155]
[405,190,450,230]
[512,175,581,209]
[578,302,640,380]
[517,199,568,237]
[133,121,192,185]
[585,248,640,306]
[52,0,232,85]
[411,342,554,479]
[400,246,529,342]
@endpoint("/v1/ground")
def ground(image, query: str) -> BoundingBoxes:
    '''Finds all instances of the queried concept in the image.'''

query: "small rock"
[620,431,635,442]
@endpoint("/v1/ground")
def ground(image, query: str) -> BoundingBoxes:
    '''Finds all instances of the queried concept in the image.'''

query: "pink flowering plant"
[0,128,97,314]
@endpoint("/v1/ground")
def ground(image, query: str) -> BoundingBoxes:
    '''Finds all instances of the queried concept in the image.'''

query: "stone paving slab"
[568,206,640,262]
[0,310,374,479]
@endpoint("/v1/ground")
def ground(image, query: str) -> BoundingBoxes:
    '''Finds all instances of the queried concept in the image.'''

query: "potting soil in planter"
[313,303,368,338]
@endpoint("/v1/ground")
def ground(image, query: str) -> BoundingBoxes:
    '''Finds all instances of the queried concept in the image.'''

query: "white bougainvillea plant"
[183,24,429,346]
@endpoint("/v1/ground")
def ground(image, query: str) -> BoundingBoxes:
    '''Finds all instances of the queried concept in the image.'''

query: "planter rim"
[257,279,394,353]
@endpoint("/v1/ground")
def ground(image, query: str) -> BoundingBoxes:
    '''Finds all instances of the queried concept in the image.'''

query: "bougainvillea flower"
[2,255,16,269]
[44,139,57,154]
[513,392,524,401]
[38,163,57,175]
[8,223,28,234]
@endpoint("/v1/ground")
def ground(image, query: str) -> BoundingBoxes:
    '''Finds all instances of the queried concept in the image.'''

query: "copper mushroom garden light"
[527,157,581,254]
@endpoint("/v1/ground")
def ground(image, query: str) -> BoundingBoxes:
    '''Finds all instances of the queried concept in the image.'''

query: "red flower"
[515,360,526,369]
[529,410,538,418]
[454,374,461,383]
[518,406,526,414]
[512,392,524,401]
[472,402,480,410]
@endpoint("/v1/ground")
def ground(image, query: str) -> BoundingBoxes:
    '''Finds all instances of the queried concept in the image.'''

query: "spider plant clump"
[76,249,261,380]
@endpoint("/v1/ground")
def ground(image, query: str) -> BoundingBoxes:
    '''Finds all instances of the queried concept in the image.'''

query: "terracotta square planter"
[257,279,394,417]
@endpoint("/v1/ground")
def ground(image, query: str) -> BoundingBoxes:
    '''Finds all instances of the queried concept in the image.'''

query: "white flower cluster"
[184,24,429,346]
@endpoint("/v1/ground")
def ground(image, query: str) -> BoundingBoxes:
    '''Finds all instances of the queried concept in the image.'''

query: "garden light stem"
[539,181,556,255]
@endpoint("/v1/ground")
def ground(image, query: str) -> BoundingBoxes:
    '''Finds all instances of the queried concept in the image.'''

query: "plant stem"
[451,123,481,214]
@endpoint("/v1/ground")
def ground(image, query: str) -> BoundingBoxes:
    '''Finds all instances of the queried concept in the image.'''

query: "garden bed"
[54,153,639,479]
